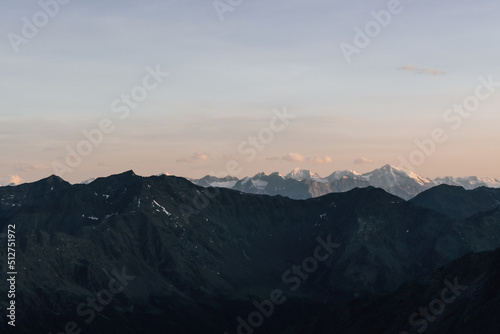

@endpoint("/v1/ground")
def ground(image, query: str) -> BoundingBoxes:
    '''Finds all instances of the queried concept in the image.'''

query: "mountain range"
[191,164,500,200]
[1,171,500,333]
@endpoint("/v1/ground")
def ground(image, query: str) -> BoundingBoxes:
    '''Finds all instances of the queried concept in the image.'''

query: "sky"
[1,0,500,185]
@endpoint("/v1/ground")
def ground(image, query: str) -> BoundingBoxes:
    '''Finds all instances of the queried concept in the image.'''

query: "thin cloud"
[308,156,332,164]
[282,153,305,163]
[421,68,446,75]
[398,66,418,72]
[354,157,373,165]
[398,66,446,75]
[14,163,50,172]
[177,152,209,163]
[9,175,23,185]
[268,154,331,164]
[220,153,239,160]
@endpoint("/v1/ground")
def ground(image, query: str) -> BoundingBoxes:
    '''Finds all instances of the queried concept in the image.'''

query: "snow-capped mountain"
[191,175,239,189]
[326,170,362,182]
[434,176,500,189]
[191,165,500,200]
[359,164,434,199]
[285,168,327,182]
[361,164,432,186]
[231,172,314,198]
[79,178,96,185]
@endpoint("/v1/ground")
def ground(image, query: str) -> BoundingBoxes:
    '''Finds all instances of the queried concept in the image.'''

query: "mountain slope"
[360,164,433,199]
[282,247,500,334]
[410,185,500,219]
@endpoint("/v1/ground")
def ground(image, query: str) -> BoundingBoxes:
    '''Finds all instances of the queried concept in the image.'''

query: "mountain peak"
[285,168,320,181]
[46,174,67,183]
[363,164,432,187]
[108,170,138,179]
[269,171,283,178]
[89,170,140,188]
[31,174,70,187]
[380,164,398,170]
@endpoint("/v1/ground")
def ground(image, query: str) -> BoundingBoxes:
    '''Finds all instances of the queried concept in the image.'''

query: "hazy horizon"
[3,162,500,187]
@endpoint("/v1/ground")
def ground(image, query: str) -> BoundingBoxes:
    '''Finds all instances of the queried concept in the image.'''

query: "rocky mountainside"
[191,165,500,200]
[1,171,499,333]
[282,247,500,334]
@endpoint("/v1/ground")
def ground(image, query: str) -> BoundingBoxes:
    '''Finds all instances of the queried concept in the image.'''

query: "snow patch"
[209,180,238,188]
[251,179,268,190]
[153,200,171,216]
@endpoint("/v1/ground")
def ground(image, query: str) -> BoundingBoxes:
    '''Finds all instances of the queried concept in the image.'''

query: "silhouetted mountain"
[1,171,499,333]
[410,184,500,219]
[282,247,500,334]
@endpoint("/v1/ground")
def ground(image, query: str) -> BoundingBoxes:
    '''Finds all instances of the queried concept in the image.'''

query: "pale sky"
[1,0,500,185]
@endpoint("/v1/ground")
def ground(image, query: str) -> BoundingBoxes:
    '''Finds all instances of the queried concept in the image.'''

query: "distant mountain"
[326,169,361,182]
[285,168,325,182]
[359,164,433,199]
[434,176,500,189]
[282,247,500,334]
[191,175,239,188]
[192,165,500,200]
[2,171,500,333]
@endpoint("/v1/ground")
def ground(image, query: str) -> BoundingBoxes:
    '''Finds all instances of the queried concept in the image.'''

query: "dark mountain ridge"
[410,184,500,219]
[1,171,499,333]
